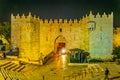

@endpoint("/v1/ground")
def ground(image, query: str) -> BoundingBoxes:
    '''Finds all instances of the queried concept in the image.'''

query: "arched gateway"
[54,35,66,54]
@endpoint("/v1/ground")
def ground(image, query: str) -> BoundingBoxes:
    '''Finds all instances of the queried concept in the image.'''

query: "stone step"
[95,64,104,72]
[92,65,99,72]
[0,61,11,67]
[7,64,26,72]
[0,68,12,80]
[12,65,22,71]
[4,63,15,69]
[5,70,16,80]
[1,66,26,80]
[7,71,20,80]
[16,65,25,72]
[6,64,18,70]
[0,71,4,80]
[0,69,7,80]
[0,61,26,80]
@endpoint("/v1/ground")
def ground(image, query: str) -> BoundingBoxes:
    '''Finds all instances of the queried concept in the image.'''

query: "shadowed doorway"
[54,35,66,55]
[54,35,68,69]
[56,43,65,54]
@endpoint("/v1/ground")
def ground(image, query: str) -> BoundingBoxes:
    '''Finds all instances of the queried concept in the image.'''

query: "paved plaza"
[0,55,120,80]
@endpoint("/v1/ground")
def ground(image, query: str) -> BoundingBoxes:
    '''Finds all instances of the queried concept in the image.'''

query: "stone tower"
[87,12,113,59]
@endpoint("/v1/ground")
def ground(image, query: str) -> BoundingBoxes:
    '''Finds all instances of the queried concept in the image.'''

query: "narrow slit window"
[59,28,62,32]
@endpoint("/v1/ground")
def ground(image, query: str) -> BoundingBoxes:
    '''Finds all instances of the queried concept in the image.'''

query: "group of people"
[0,45,6,59]
[0,52,6,59]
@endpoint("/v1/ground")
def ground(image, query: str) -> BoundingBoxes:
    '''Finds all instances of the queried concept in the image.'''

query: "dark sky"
[0,0,120,27]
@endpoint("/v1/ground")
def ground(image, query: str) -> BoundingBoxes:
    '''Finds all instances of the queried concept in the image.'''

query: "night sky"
[0,0,120,27]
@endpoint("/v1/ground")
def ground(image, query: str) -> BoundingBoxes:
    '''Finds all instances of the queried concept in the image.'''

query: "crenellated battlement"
[11,12,88,24]
[88,11,113,19]
[11,12,40,21]
[11,11,113,24]
[40,19,88,24]
[41,19,68,24]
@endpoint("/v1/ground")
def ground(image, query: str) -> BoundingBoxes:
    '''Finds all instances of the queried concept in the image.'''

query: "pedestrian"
[3,52,6,59]
[105,67,110,80]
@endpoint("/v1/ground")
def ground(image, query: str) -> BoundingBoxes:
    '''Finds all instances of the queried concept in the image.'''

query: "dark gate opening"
[56,43,65,54]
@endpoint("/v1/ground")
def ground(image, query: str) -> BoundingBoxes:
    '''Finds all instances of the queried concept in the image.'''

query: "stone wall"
[11,11,113,61]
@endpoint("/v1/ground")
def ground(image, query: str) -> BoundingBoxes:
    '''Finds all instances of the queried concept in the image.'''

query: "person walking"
[105,67,110,80]
[3,52,6,59]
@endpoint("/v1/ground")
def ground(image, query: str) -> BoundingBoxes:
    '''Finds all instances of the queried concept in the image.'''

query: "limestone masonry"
[11,11,113,61]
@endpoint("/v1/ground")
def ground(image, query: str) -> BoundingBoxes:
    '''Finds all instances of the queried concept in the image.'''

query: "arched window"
[87,21,96,31]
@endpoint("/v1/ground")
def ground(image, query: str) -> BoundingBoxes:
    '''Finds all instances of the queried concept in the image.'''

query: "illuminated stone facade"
[88,12,113,58]
[11,11,113,61]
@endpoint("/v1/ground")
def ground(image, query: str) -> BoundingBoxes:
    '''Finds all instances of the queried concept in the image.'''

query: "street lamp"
[61,47,66,55]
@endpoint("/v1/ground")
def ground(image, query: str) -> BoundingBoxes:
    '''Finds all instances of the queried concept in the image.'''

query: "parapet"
[40,18,89,25]
[88,11,113,19]
[64,19,67,23]
[59,19,62,23]
[54,19,58,23]
[11,12,40,21]
[44,19,48,23]
[96,13,101,18]
[11,11,113,24]
[74,19,77,23]
[41,19,80,24]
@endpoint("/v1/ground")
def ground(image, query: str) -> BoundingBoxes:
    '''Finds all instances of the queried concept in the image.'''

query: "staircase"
[0,61,26,80]
[62,64,104,80]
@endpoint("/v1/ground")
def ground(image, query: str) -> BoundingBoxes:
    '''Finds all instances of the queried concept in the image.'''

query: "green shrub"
[112,46,120,59]
[70,57,79,63]
[0,39,3,45]
[103,58,114,62]
[112,56,117,62]
[89,58,104,63]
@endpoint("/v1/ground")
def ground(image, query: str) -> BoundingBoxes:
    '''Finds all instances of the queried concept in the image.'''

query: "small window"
[59,28,62,32]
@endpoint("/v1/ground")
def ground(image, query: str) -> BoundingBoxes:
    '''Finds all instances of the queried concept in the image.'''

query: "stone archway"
[54,35,68,68]
[54,35,66,54]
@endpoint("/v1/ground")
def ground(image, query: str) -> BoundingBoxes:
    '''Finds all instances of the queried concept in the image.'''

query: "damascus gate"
[11,11,113,63]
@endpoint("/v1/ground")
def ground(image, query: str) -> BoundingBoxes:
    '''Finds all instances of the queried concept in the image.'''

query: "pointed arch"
[54,35,66,54]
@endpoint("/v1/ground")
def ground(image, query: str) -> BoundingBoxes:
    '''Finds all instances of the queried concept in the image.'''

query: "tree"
[83,51,90,57]
[0,22,11,44]
[0,39,3,45]
[83,51,90,62]
[112,46,120,59]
